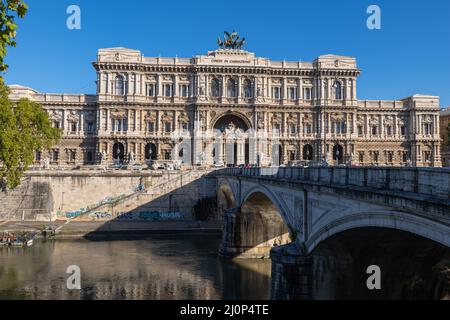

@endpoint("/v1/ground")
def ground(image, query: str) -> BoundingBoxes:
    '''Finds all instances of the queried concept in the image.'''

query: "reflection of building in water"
[8,40,442,167]
[12,241,220,300]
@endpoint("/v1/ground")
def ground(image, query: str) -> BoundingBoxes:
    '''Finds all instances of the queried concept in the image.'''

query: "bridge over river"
[214,166,450,299]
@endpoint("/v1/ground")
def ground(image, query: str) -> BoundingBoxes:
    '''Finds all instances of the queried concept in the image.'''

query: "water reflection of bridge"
[0,237,271,300]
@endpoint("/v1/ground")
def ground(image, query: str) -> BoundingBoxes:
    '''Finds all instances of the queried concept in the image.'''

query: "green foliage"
[0,81,61,189]
[0,0,28,72]
[0,1,60,189]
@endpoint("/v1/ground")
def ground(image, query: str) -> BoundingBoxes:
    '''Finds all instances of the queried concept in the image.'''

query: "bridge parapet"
[217,167,450,200]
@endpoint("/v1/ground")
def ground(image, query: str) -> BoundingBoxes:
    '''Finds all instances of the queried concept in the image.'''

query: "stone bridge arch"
[217,181,237,221]
[305,208,450,253]
[218,178,293,259]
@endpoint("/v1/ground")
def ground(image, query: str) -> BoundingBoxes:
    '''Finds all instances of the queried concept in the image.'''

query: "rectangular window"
[423,123,432,135]
[387,152,393,163]
[71,122,77,133]
[148,122,155,133]
[272,87,281,100]
[358,125,364,136]
[147,83,156,97]
[164,84,173,97]
[122,118,128,132]
[68,150,76,162]
[272,123,281,133]
[52,150,59,162]
[165,122,172,133]
[402,152,408,163]
[371,126,378,136]
[35,150,41,161]
[304,124,312,134]
[53,121,60,129]
[179,84,188,97]
[303,88,312,100]
[334,122,346,134]
[373,152,379,163]
[358,152,364,163]
[289,87,297,100]
[386,126,393,136]
[401,125,406,136]
[289,124,297,134]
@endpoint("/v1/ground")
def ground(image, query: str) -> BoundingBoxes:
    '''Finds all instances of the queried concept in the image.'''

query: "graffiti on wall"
[89,212,112,220]
[115,211,189,221]
[56,194,127,219]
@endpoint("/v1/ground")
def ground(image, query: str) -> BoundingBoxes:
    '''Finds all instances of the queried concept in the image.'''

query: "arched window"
[333,80,342,100]
[115,75,125,96]
[303,144,314,161]
[243,79,252,98]
[210,78,220,97]
[227,79,236,98]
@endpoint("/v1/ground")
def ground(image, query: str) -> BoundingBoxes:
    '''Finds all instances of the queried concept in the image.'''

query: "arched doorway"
[303,144,313,161]
[113,142,125,162]
[220,191,291,258]
[213,113,251,166]
[145,143,157,161]
[333,144,344,163]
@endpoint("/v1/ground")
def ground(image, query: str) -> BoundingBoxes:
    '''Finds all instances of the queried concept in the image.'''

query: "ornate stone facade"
[8,47,442,167]
[439,107,450,166]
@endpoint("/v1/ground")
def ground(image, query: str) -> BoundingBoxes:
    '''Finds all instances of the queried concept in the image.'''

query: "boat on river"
[1,231,35,247]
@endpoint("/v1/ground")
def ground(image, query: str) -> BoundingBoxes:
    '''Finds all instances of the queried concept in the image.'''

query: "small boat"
[0,231,36,248]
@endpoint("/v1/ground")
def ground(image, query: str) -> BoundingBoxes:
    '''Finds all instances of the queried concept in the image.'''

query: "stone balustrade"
[217,166,450,200]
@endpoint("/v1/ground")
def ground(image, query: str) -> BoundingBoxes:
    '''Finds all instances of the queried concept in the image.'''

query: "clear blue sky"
[4,0,450,106]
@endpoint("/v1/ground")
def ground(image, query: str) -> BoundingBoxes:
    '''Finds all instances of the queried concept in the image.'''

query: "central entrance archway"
[333,144,344,163]
[145,143,157,161]
[112,142,125,162]
[213,113,251,167]
[303,144,313,161]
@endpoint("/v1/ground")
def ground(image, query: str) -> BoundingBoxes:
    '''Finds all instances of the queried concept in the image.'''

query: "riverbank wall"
[0,169,217,222]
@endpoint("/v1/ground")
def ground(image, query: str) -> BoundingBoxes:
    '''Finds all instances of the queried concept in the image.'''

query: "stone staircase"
[71,169,214,222]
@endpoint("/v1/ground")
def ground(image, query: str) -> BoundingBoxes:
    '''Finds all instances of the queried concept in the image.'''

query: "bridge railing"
[219,166,450,200]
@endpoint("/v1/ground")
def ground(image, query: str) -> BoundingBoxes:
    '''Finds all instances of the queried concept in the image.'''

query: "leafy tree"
[0,83,61,189]
[0,1,61,189]
[0,0,28,72]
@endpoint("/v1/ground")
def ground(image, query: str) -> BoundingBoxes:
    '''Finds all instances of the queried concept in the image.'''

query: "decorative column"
[156,74,162,98]
[237,139,245,165]
[216,136,224,165]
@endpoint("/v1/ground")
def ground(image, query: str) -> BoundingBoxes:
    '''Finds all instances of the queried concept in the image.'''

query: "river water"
[0,235,271,300]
